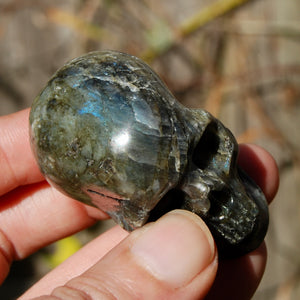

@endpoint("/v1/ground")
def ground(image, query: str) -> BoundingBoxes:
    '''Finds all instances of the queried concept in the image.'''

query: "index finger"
[0,109,44,196]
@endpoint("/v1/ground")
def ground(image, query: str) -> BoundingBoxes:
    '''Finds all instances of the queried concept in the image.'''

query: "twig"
[141,0,253,62]
[179,0,252,36]
[217,20,300,40]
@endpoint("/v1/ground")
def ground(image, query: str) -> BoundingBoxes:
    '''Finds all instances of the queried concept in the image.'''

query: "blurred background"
[0,0,299,299]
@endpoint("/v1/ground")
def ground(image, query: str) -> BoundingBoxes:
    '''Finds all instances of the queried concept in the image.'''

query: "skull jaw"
[193,168,269,259]
[224,168,269,258]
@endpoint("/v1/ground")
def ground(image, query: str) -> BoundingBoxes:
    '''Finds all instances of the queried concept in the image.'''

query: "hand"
[0,109,279,300]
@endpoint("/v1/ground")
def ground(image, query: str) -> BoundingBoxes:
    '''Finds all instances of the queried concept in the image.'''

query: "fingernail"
[131,210,215,288]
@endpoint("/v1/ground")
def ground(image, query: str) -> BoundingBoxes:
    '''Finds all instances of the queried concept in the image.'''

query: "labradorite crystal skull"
[30,51,268,258]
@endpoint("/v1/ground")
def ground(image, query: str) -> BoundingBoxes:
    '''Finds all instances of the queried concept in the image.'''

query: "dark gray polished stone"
[30,51,269,258]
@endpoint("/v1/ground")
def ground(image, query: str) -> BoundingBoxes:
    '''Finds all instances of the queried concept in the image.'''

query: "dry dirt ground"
[0,0,300,299]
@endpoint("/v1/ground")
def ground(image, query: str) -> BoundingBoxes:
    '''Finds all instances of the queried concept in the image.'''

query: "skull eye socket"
[192,122,220,169]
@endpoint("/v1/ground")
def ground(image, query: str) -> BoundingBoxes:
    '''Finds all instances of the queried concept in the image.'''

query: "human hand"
[0,109,279,299]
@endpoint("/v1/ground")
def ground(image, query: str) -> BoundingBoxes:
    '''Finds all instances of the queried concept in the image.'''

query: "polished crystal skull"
[29,51,268,258]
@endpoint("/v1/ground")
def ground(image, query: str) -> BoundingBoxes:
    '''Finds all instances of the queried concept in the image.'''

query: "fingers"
[0,109,44,196]
[0,182,108,284]
[238,143,279,203]
[20,211,218,300]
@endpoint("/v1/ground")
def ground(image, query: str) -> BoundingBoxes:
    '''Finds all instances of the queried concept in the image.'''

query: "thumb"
[30,210,217,300]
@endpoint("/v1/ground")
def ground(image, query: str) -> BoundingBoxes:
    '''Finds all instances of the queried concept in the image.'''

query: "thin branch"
[179,0,252,36]
[141,0,253,62]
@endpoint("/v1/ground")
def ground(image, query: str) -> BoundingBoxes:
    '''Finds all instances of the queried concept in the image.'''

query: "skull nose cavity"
[207,188,232,220]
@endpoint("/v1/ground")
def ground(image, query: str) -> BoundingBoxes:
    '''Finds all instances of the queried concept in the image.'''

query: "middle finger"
[0,182,108,260]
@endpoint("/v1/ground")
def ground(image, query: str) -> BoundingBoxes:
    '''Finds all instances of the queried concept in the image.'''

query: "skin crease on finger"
[0,110,279,299]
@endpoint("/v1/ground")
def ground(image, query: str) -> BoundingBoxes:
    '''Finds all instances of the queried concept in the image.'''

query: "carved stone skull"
[29,51,269,258]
